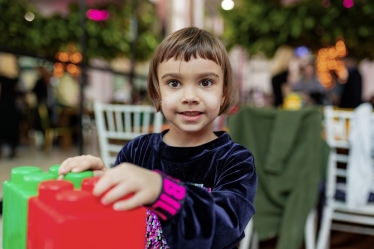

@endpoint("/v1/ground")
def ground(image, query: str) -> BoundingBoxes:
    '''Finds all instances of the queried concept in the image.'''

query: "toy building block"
[27,177,147,249]
[49,164,94,188]
[2,166,54,249]
[48,164,61,178]
[2,164,94,249]
[64,171,94,188]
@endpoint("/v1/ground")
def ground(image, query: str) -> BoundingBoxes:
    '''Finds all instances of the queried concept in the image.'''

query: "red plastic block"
[27,177,147,249]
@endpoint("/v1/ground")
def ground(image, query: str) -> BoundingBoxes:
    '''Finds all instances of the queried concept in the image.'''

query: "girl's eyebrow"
[161,72,220,79]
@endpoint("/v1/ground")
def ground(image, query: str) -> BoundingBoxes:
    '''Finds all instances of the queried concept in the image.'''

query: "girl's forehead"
[159,57,221,70]
[157,57,224,80]
[158,56,221,68]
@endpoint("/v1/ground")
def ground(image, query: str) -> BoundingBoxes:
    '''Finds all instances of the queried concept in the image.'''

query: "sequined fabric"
[145,185,212,249]
[145,210,169,249]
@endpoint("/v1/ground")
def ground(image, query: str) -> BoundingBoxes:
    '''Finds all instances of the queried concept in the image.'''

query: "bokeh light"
[221,0,234,10]
[316,39,347,89]
[86,9,109,21]
[24,12,35,22]
[54,46,81,78]
[343,0,354,8]
[58,52,70,62]
[70,52,82,64]
[294,46,309,58]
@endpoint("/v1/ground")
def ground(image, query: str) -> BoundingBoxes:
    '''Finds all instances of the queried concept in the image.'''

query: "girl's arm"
[146,149,257,249]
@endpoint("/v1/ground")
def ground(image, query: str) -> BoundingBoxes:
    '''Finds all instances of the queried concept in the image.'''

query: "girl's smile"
[179,111,203,121]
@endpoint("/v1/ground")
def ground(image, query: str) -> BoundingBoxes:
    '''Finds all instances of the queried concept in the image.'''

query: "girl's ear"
[221,96,225,106]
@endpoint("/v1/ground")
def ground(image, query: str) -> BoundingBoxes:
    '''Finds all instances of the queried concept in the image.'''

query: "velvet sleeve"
[160,150,257,249]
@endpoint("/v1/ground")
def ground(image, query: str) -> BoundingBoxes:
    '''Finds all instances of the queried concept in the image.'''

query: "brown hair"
[147,27,238,115]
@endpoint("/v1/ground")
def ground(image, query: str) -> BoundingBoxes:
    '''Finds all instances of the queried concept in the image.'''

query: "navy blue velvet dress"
[114,130,257,249]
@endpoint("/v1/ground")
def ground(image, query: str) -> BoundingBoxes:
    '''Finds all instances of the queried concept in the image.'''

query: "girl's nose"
[181,87,200,104]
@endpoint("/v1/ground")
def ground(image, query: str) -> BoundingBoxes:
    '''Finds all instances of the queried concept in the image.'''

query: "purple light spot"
[86,9,109,21]
[322,0,330,8]
[343,0,354,8]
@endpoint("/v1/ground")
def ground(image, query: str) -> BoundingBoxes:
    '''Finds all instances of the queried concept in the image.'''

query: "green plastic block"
[2,167,54,249]
[64,170,94,189]
[49,165,94,188]
[48,164,61,178]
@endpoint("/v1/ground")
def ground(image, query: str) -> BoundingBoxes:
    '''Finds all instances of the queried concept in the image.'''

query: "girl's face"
[158,57,225,138]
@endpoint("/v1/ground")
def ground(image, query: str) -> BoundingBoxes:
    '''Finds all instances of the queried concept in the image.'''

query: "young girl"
[59,27,257,249]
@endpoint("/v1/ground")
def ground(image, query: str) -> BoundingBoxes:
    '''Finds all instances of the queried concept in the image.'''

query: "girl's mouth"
[179,111,203,121]
[180,111,202,116]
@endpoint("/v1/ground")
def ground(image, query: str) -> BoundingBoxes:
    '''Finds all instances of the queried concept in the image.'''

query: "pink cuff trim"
[147,170,186,221]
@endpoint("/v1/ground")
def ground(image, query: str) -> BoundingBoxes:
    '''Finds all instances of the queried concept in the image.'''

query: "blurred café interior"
[0,0,374,248]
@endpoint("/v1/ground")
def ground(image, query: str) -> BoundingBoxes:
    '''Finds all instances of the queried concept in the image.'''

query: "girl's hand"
[93,163,162,211]
[58,155,107,179]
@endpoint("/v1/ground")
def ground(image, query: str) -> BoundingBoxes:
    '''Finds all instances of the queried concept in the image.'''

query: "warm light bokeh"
[316,39,348,89]
[53,43,82,78]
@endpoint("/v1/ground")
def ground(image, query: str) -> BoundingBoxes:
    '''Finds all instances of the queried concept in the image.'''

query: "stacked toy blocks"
[2,165,147,249]
[27,177,147,249]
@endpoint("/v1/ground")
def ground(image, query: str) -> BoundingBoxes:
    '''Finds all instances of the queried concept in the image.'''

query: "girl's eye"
[200,79,213,87]
[167,81,181,88]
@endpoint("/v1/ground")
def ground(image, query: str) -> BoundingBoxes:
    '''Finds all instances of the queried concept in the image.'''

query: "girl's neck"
[162,125,218,147]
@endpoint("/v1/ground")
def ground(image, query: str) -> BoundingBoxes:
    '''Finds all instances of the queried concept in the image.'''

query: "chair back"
[316,105,374,249]
[94,102,163,168]
[323,105,374,212]
[324,106,352,202]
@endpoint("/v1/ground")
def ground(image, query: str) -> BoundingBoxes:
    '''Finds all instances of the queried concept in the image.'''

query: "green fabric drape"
[228,106,329,249]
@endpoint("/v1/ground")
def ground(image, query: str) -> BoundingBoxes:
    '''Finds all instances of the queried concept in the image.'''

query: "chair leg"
[250,232,259,249]
[239,219,253,249]
[61,134,72,151]
[316,206,333,249]
[44,130,54,154]
[305,208,317,249]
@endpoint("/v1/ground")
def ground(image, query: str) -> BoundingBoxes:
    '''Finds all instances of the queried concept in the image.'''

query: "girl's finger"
[68,157,95,172]
[100,182,134,205]
[60,155,105,175]
[112,192,146,211]
[59,157,75,174]
[92,169,126,196]
[59,156,88,173]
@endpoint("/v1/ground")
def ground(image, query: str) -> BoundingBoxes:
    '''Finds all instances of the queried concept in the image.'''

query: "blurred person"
[339,52,363,109]
[270,45,295,107]
[0,53,23,158]
[31,66,56,132]
[292,62,326,105]
[32,66,53,107]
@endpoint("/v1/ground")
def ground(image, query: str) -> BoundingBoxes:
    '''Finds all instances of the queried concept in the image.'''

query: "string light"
[70,52,82,64]
[86,9,109,21]
[54,44,82,78]
[343,0,354,8]
[58,52,70,62]
[24,12,35,22]
[53,63,64,78]
[316,39,348,89]
[221,0,234,10]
